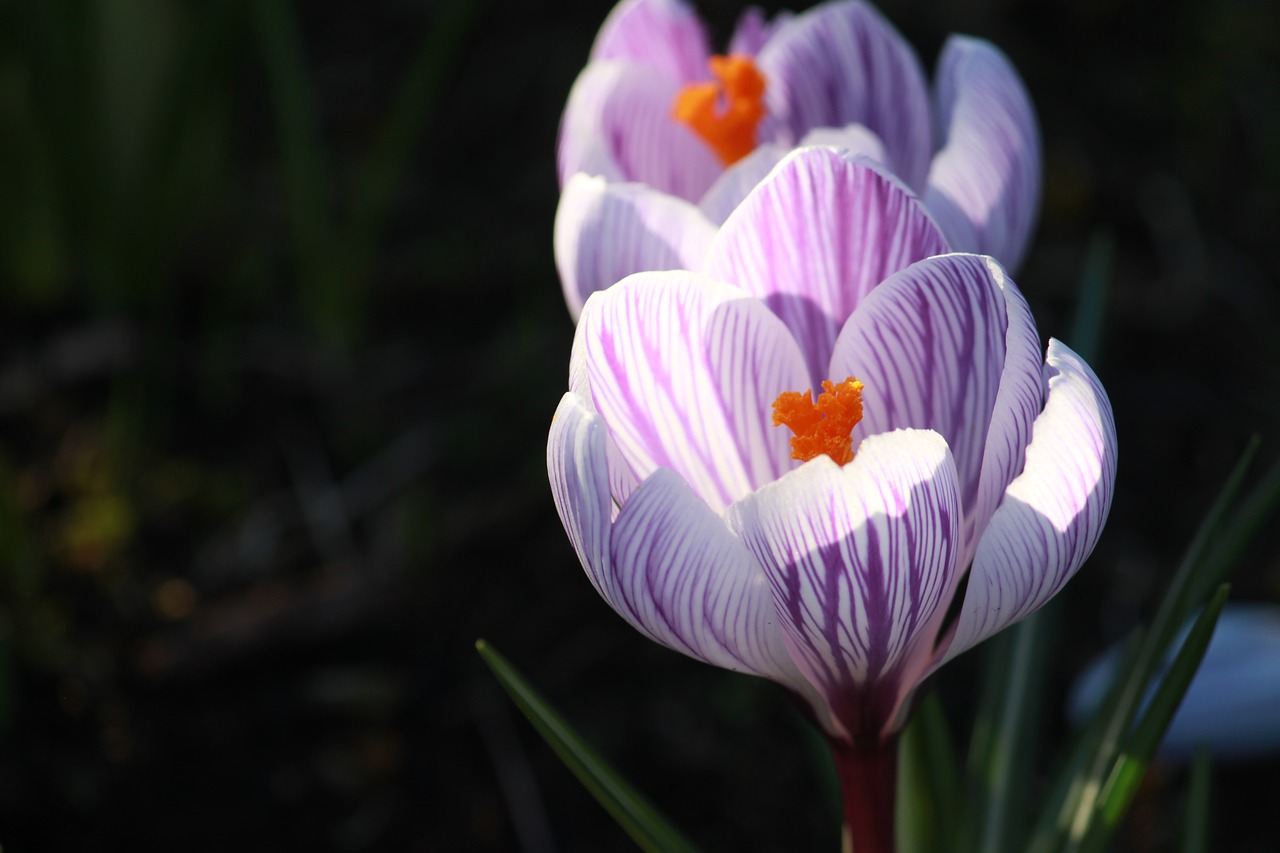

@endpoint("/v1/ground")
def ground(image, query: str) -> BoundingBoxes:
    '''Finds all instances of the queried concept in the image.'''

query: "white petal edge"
[942,338,1117,664]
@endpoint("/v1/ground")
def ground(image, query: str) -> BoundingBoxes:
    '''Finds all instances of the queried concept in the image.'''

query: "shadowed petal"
[830,253,1042,562]
[558,62,723,200]
[609,467,807,685]
[729,429,962,740]
[555,174,716,318]
[757,0,933,190]
[923,37,1041,271]
[580,271,809,514]
[591,0,710,83]
[942,339,1117,663]
[703,147,948,386]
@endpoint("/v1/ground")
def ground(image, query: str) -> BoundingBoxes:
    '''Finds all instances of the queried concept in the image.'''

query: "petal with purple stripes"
[830,253,1043,563]
[590,0,710,84]
[757,0,933,190]
[703,147,948,386]
[923,37,1042,272]
[728,429,962,740]
[555,173,716,318]
[941,339,1117,663]
[568,319,640,514]
[580,271,809,513]
[608,467,807,686]
[728,6,793,56]
[547,392,617,603]
[558,62,723,200]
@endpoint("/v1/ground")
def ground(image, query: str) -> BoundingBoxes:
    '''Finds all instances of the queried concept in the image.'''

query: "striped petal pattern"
[924,36,1042,273]
[557,62,722,200]
[549,393,803,686]
[943,339,1117,662]
[590,0,709,83]
[555,173,716,318]
[757,0,934,190]
[829,253,1043,561]
[729,430,962,739]
[703,147,949,386]
[579,271,809,514]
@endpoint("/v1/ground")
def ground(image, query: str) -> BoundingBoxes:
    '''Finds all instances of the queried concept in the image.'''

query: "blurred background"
[0,0,1276,849]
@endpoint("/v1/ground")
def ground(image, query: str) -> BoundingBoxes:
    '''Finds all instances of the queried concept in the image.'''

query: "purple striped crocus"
[548,145,1115,850]
[556,0,1041,318]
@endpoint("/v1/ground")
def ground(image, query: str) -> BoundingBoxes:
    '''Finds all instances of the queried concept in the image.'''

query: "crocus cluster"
[556,0,1040,318]
[547,1,1115,848]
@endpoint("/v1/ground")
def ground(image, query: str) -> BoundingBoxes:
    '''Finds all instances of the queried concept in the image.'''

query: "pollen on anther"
[671,54,767,166]
[771,378,865,465]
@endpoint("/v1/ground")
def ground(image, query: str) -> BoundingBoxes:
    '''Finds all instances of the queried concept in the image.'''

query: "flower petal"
[558,62,723,200]
[547,391,616,599]
[568,319,640,514]
[609,467,807,685]
[590,0,710,83]
[728,429,962,739]
[555,173,716,318]
[800,123,892,171]
[757,0,934,190]
[728,6,794,56]
[580,271,809,514]
[703,147,948,386]
[942,339,1117,663]
[829,253,1042,563]
[923,36,1042,272]
[696,142,789,225]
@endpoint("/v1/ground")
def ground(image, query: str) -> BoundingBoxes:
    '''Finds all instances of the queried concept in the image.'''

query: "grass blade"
[475,640,701,853]
[897,691,963,853]
[1076,585,1228,851]
[1181,748,1212,853]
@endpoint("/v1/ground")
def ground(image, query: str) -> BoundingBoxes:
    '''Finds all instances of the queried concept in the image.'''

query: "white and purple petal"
[923,36,1041,271]
[580,271,809,513]
[729,429,962,739]
[590,0,710,83]
[829,253,1042,562]
[757,0,934,190]
[703,147,949,386]
[555,173,716,318]
[609,467,807,685]
[558,62,723,200]
[942,339,1117,663]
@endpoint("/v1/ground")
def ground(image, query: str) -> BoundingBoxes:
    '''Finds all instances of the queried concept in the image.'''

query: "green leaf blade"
[476,640,701,853]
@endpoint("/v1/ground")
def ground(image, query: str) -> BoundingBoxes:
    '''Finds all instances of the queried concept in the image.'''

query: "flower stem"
[833,735,899,853]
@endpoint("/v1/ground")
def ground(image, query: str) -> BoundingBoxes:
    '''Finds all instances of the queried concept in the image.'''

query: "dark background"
[0,0,1277,850]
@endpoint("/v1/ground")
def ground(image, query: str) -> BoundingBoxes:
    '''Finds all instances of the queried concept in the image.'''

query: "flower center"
[671,54,767,166]
[771,377,865,465]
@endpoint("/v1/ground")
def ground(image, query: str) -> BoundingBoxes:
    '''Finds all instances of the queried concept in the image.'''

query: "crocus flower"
[1069,604,1280,762]
[556,0,1041,317]
[547,145,1115,849]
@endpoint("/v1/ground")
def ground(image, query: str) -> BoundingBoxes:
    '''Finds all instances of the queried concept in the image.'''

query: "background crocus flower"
[547,146,1115,848]
[1069,603,1280,762]
[555,0,1041,316]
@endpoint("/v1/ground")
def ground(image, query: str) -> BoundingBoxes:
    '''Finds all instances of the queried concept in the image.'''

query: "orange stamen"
[771,377,865,465]
[671,54,767,166]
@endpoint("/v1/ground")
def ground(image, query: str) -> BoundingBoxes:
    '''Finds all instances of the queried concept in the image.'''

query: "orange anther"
[772,378,865,466]
[672,54,767,166]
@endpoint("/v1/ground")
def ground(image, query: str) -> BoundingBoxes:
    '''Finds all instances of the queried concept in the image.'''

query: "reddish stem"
[832,735,899,853]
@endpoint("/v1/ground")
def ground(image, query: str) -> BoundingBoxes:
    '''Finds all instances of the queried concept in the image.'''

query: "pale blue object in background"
[1069,603,1280,762]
